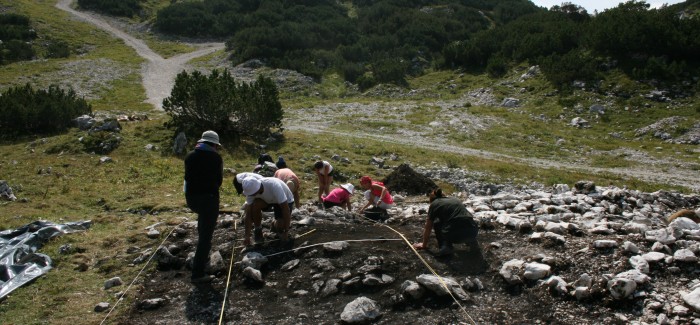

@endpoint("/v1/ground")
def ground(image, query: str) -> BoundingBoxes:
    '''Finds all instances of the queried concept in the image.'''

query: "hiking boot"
[253,227,264,244]
[435,244,454,257]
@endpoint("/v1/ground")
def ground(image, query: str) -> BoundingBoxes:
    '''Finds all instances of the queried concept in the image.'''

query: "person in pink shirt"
[358,176,394,214]
[274,167,301,209]
[322,183,354,211]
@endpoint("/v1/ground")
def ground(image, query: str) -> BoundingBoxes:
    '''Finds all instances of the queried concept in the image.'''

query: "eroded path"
[56,0,224,109]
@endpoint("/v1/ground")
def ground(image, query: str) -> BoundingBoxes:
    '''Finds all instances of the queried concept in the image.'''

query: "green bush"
[357,74,376,91]
[46,40,70,59]
[77,0,142,17]
[486,55,509,78]
[371,57,408,86]
[0,13,37,65]
[538,50,598,89]
[81,130,122,154]
[163,69,282,141]
[0,84,92,139]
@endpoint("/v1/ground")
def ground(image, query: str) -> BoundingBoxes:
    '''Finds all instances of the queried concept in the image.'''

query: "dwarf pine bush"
[0,84,92,139]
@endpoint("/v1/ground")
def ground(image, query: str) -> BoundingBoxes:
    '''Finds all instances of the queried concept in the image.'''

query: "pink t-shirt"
[323,187,350,204]
[371,181,394,204]
[274,168,300,185]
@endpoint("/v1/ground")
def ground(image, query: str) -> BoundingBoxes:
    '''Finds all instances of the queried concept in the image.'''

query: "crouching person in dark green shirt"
[413,188,479,256]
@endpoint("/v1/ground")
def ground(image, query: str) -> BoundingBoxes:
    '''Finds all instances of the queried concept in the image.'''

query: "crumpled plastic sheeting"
[0,220,91,300]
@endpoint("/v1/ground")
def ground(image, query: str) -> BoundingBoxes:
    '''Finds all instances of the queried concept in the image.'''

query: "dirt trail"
[56,0,225,109]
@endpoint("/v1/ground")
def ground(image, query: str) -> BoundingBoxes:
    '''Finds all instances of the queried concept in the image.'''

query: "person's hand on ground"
[413,242,425,250]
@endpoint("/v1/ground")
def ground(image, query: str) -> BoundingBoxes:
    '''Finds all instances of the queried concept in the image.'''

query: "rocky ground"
[106,167,700,325]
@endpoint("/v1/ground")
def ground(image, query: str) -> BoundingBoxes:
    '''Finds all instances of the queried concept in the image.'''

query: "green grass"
[143,38,197,59]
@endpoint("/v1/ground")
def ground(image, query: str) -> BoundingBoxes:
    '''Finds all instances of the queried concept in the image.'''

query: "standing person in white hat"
[321,183,354,211]
[184,130,223,283]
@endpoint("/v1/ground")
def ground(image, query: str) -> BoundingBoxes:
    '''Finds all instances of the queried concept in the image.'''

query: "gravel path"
[56,0,224,109]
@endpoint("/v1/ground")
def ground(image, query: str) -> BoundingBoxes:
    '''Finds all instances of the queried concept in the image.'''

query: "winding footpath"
[56,0,225,109]
[54,0,699,192]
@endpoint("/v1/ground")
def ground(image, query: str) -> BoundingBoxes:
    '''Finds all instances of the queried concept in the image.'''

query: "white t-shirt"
[246,177,294,205]
[320,161,333,175]
[236,172,263,183]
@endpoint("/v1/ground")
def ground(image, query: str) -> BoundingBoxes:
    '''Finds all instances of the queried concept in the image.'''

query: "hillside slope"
[0,1,699,324]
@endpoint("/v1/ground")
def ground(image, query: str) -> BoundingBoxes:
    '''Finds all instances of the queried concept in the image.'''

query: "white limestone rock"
[340,297,382,324]
[523,262,551,280]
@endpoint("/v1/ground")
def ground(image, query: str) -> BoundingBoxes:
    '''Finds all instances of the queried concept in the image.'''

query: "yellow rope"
[218,220,239,325]
[100,220,187,325]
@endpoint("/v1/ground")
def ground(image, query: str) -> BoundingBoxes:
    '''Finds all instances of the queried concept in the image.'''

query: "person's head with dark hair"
[276,156,287,169]
[314,161,324,170]
[258,153,273,165]
[233,175,244,195]
[428,187,444,203]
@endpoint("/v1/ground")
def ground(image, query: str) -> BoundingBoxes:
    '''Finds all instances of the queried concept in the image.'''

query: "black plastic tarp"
[0,220,91,300]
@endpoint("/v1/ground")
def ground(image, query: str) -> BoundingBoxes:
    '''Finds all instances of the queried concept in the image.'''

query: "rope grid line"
[99,220,187,325]
[99,211,478,325]
[218,221,239,325]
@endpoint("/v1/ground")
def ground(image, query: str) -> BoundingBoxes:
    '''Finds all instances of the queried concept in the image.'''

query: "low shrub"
[0,84,92,139]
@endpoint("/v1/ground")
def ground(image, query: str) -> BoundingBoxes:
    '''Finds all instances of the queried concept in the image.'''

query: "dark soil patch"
[113,210,665,325]
[382,164,437,196]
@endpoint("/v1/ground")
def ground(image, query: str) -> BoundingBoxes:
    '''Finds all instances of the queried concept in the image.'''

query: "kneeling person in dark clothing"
[413,188,479,256]
[241,177,295,247]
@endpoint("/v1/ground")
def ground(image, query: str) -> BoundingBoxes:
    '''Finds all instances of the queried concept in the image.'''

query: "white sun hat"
[340,183,354,194]
[197,130,221,146]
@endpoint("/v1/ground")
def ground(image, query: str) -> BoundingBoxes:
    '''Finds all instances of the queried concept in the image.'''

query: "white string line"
[259,238,403,258]
[99,220,186,325]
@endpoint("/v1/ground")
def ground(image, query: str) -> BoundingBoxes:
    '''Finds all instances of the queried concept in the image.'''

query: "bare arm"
[372,184,385,205]
[279,203,291,240]
[413,218,434,249]
[243,205,252,246]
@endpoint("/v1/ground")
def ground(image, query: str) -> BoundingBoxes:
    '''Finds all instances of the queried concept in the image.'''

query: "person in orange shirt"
[274,167,301,209]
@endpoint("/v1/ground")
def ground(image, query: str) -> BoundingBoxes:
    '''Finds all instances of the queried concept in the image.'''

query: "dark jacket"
[184,146,223,196]
[429,196,478,239]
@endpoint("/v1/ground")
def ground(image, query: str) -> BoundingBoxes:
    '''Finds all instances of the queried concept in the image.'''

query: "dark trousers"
[186,193,219,279]
[323,201,341,209]
[435,221,478,248]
